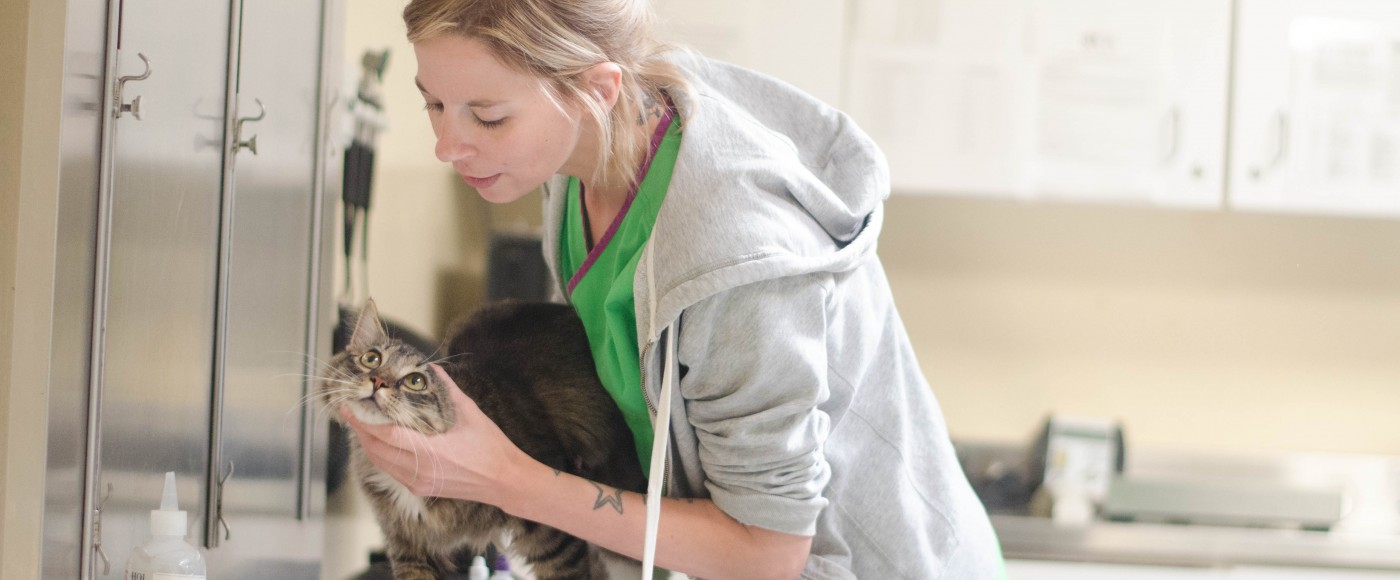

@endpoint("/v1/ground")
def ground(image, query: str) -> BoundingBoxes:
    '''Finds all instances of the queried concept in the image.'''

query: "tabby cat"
[319,298,646,579]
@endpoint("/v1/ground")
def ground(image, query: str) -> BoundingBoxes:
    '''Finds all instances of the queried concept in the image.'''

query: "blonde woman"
[341,0,1007,578]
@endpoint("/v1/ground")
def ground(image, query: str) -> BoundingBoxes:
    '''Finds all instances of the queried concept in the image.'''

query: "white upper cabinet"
[845,0,1038,198]
[1026,0,1231,208]
[845,0,1231,207]
[650,0,847,107]
[1229,0,1400,217]
[652,0,1400,219]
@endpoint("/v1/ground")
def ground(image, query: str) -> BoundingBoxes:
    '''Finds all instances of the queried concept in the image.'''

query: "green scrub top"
[560,107,680,476]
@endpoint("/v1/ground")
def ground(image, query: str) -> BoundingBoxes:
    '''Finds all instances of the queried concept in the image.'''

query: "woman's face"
[414,35,594,204]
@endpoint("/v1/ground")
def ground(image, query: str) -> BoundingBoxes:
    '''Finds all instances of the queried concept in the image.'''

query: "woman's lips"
[461,173,500,189]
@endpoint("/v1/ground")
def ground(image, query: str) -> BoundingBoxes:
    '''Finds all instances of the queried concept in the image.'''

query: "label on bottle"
[152,574,205,580]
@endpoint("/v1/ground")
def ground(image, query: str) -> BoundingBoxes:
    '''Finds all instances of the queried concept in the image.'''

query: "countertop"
[957,441,1400,571]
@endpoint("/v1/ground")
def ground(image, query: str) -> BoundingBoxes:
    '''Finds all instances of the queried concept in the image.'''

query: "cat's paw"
[388,562,441,580]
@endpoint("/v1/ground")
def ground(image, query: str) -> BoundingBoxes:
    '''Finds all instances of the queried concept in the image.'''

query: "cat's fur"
[319,299,646,580]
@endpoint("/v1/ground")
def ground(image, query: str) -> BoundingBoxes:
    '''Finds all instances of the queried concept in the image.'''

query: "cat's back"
[447,301,593,380]
[443,301,644,492]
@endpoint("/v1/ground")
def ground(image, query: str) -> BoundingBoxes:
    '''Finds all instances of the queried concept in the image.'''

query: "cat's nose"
[371,376,389,390]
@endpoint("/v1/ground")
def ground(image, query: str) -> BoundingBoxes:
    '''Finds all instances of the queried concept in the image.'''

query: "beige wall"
[340,0,540,344]
[328,5,548,577]
[340,0,542,342]
[881,196,1400,455]
[1,0,66,577]
[340,0,451,341]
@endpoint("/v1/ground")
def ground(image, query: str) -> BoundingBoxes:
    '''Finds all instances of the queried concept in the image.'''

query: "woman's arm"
[501,450,811,580]
[341,366,811,580]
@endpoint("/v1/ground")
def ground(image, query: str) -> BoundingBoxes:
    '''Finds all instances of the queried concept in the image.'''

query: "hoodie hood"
[542,53,892,342]
[670,54,889,244]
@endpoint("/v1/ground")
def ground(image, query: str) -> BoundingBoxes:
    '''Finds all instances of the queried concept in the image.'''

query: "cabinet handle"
[1251,112,1290,180]
[114,53,152,120]
[1160,107,1180,165]
[209,0,244,545]
[299,88,342,521]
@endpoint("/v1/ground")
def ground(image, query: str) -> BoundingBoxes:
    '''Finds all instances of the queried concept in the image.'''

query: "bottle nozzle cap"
[161,471,179,511]
[152,471,188,537]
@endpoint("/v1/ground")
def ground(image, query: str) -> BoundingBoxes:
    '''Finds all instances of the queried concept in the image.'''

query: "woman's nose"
[435,117,476,163]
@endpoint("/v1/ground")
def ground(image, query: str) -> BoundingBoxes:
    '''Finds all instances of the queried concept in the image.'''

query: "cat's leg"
[510,519,609,580]
[384,531,445,580]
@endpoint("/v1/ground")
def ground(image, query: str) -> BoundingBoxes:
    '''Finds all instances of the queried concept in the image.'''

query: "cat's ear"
[348,298,387,351]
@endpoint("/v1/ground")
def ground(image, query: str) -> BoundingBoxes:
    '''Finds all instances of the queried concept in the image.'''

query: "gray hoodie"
[541,54,1003,579]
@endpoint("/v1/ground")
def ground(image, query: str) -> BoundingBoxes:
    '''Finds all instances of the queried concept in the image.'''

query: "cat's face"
[319,299,455,434]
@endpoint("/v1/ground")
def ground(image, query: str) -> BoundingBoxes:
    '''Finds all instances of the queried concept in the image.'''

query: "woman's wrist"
[480,446,543,512]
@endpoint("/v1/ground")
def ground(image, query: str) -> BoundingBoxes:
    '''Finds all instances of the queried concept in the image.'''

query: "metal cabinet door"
[93,0,232,576]
[207,0,330,577]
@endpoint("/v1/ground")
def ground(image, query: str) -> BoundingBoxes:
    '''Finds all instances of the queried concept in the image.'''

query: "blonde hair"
[404,0,691,189]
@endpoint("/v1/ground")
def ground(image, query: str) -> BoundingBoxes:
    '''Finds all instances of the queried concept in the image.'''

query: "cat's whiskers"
[272,363,360,423]
[319,364,360,383]
[408,407,451,500]
[399,428,427,495]
[295,387,371,426]
[420,342,447,366]
[309,395,359,425]
[300,382,362,408]
[423,351,474,369]
[286,386,346,421]
[312,376,359,389]
[276,370,358,385]
[278,351,353,378]
[405,429,447,501]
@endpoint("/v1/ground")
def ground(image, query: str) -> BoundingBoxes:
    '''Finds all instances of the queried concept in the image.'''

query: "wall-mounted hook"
[92,483,113,575]
[115,53,152,120]
[216,460,235,542]
[235,99,266,155]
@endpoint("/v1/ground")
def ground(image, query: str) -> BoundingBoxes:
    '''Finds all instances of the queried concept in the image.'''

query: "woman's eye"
[423,102,444,112]
[400,372,428,392]
[359,350,382,368]
[475,115,506,129]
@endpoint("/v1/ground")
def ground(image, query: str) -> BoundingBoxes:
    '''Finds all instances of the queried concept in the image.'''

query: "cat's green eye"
[359,350,382,369]
[400,372,428,392]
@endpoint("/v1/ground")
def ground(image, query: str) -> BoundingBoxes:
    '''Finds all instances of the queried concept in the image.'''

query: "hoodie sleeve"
[675,271,835,536]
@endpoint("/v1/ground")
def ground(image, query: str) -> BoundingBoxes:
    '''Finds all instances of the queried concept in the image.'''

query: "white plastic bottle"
[467,555,489,580]
[124,472,207,580]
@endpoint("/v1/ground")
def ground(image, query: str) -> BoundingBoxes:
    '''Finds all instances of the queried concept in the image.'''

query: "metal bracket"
[92,483,113,575]
[114,53,152,120]
[215,460,235,543]
[234,98,266,155]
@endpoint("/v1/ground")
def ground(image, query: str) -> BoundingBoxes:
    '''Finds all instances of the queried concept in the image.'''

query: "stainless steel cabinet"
[42,0,341,578]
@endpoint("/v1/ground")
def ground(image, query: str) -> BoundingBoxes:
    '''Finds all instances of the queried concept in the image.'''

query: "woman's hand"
[339,364,529,503]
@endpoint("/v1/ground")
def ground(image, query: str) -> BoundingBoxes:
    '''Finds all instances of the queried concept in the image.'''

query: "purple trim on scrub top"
[566,103,675,296]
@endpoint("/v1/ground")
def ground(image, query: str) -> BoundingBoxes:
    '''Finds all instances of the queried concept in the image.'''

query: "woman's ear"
[580,62,623,111]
